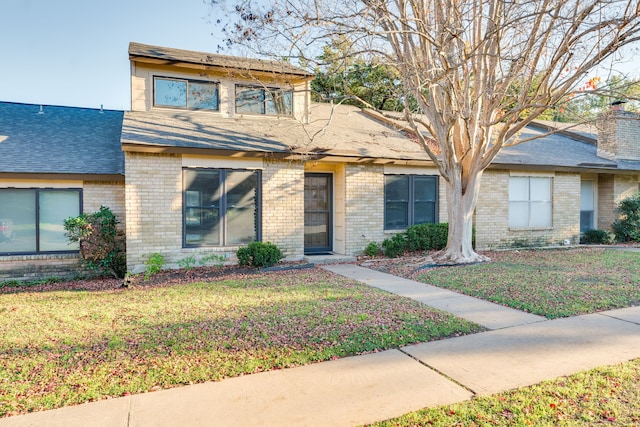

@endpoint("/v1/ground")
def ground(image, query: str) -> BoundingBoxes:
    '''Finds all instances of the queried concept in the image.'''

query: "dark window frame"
[384,175,439,230]
[153,76,220,111]
[0,188,83,256]
[182,168,262,248]
[234,84,293,116]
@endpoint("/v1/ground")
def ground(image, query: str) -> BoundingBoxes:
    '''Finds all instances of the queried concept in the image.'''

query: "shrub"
[612,192,640,242]
[144,253,165,280]
[178,255,197,270]
[382,233,408,258]
[364,242,381,257]
[581,229,613,245]
[199,253,227,268]
[236,241,282,268]
[405,223,449,251]
[64,206,126,279]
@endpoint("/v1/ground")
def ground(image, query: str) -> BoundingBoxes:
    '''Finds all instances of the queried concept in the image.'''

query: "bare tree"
[211,0,640,263]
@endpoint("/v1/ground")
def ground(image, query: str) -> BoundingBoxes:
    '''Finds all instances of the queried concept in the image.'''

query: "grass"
[0,269,482,417]
[369,358,640,426]
[409,248,640,319]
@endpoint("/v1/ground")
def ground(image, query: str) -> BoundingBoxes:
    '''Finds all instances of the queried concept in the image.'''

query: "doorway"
[304,173,332,254]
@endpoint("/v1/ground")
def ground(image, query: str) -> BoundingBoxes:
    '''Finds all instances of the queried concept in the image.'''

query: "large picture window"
[183,169,260,247]
[235,85,293,116]
[384,175,438,230]
[0,188,81,254]
[154,77,219,110]
[509,176,552,228]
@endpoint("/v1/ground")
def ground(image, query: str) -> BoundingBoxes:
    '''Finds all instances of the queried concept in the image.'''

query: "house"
[0,102,125,278]
[1,42,639,279]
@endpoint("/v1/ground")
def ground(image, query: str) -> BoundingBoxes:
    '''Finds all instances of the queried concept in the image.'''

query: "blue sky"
[0,0,225,110]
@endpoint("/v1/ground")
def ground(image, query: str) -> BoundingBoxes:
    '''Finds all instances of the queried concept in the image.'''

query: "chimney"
[597,101,640,161]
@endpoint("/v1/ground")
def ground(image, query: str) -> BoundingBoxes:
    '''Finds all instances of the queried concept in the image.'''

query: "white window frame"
[508,176,553,228]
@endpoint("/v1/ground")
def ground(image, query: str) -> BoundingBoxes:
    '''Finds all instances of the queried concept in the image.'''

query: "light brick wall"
[598,111,640,160]
[0,254,82,281]
[125,152,183,272]
[344,164,385,255]
[261,159,305,259]
[83,181,126,233]
[597,173,640,230]
[475,170,580,249]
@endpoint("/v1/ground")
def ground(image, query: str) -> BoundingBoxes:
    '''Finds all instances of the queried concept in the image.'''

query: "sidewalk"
[2,266,640,427]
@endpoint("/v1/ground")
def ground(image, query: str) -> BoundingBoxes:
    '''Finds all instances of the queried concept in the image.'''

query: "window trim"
[384,174,439,230]
[0,188,83,256]
[153,76,220,111]
[182,168,262,248]
[234,84,293,116]
[508,176,553,229]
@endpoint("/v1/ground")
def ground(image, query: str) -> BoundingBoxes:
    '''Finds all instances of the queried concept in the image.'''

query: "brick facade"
[475,170,580,249]
[344,164,385,254]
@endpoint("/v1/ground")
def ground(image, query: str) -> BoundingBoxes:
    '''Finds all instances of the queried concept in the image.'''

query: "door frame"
[304,173,333,254]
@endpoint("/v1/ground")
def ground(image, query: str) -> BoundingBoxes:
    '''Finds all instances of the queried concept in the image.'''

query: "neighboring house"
[0,102,124,279]
[1,41,639,279]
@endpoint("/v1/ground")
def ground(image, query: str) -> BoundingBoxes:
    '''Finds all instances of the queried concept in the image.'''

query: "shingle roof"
[0,102,124,176]
[121,103,429,161]
[129,42,314,79]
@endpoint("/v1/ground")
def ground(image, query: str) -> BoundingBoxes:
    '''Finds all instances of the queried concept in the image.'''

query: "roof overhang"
[0,172,125,182]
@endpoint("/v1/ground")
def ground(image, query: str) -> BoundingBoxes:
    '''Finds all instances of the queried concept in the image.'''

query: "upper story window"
[235,85,293,116]
[154,77,219,110]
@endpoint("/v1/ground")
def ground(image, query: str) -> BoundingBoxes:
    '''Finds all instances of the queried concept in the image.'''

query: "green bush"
[64,206,126,279]
[382,233,408,258]
[364,242,381,257]
[178,255,197,270]
[405,223,449,251]
[199,253,227,269]
[144,253,165,280]
[236,241,282,268]
[581,229,613,244]
[612,192,640,242]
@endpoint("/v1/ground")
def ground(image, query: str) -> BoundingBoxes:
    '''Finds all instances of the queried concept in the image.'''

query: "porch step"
[304,254,357,265]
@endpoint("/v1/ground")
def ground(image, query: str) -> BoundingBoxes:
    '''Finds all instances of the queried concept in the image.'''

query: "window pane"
[0,189,36,252]
[580,181,595,211]
[188,82,219,110]
[265,89,293,115]
[39,190,80,251]
[385,175,409,201]
[155,78,187,108]
[414,202,436,224]
[580,211,594,233]
[184,170,220,207]
[236,87,265,114]
[509,201,529,228]
[385,202,408,229]
[226,171,258,245]
[530,201,552,227]
[185,208,220,245]
[508,177,529,201]
[530,177,551,201]
[414,176,437,201]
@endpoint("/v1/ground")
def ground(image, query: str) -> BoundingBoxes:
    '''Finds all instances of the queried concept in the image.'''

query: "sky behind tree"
[0,0,225,110]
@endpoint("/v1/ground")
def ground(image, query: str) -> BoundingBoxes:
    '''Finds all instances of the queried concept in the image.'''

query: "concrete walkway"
[2,266,640,427]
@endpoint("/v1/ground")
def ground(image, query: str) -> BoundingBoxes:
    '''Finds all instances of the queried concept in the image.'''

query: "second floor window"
[235,85,293,116]
[154,77,219,111]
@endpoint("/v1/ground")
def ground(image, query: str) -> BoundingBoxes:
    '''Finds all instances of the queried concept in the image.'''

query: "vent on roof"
[37,105,44,115]
[100,104,104,114]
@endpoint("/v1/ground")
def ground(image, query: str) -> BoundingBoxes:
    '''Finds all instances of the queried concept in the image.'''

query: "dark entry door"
[304,174,332,253]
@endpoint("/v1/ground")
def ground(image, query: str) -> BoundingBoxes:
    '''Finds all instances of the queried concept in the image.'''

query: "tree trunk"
[436,169,490,264]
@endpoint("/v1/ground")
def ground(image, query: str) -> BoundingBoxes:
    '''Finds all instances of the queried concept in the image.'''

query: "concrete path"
[2,264,640,427]
[323,264,545,330]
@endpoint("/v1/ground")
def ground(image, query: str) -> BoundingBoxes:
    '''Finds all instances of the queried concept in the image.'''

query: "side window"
[154,77,219,111]
[0,188,81,254]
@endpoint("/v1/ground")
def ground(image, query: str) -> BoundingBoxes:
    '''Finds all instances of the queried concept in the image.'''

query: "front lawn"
[382,248,640,319]
[370,357,640,426]
[0,268,482,417]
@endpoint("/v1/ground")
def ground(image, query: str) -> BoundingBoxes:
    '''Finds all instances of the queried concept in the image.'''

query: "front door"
[304,173,332,254]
